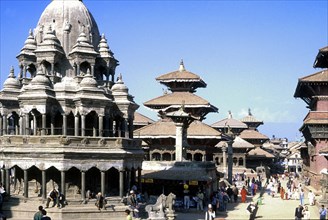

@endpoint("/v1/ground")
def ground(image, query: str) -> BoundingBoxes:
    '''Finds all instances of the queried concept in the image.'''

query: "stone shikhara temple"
[0,0,143,201]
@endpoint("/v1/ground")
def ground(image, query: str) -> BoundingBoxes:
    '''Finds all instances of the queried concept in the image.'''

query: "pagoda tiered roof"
[143,91,218,119]
[215,136,254,149]
[240,108,263,129]
[134,118,221,139]
[313,46,328,68]
[212,111,248,129]
[155,60,207,92]
[239,129,269,140]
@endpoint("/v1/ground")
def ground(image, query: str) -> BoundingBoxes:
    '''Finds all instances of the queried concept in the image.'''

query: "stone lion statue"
[165,192,176,212]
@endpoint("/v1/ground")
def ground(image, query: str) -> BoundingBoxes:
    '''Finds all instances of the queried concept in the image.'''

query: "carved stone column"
[227,140,234,184]
[119,170,124,198]
[74,115,79,136]
[2,115,7,135]
[99,115,103,137]
[42,170,46,200]
[138,168,142,193]
[5,169,10,196]
[50,116,55,135]
[19,115,23,135]
[61,171,66,196]
[175,122,183,162]
[24,169,28,198]
[62,114,67,136]
[41,114,46,135]
[33,114,37,135]
[81,115,85,137]
[222,145,227,174]
[81,171,86,201]
[0,116,2,136]
[101,171,105,196]
[25,114,30,135]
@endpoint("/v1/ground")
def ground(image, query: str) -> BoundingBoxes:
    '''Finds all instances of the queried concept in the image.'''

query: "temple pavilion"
[0,0,143,204]
[134,61,221,197]
[294,46,328,204]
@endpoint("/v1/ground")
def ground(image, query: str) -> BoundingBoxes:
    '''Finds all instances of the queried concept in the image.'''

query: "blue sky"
[1,0,327,141]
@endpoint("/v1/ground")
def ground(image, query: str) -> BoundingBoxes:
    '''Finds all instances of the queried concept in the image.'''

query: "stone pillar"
[127,170,131,192]
[222,146,227,174]
[81,171,86,201]
[101,171,105,196]
[61,171,66,196]
[62,114,67,136]
[41,114,46,135]
[23,65,27,78]
[0,116,2,136]
[138,168,142,193]
[129,118,134,138]
[175,122,183,162]
[19,116,23,135]
[24,169,28,198]
[99,115,103,137]
[227,140,233,184]
[124,119,129,138]
[5,169,10,196]
[74,115,79,136]
[109,118,113,137]
[25,114,30,135]
[104,115,109,137]
[81,115,85,137]
[2,115,7,135]
[93,116,97,137]
[51,63,54,75]
[119,170,124,198]
[50,116,55,135]
[0,169,4,186]
[77,64,81,76]
[91,65,95,76]
[33,115,37,135]
[42,170,46,200]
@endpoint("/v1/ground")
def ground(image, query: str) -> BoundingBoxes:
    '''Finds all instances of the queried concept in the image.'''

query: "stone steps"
[1,195,136,220]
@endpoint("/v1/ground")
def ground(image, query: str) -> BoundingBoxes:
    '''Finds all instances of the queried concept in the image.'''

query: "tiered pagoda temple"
[134,61,221,196]
[0,0,143,205]
[294,46,328,203]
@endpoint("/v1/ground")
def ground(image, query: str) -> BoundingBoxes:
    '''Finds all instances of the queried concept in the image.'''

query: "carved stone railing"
[0,135,141,150]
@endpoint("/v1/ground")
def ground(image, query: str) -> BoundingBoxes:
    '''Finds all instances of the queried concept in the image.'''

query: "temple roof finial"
[29,29,33,37]
[228,110,232,119]
[9,66,15,78]
[179,59,185,72]
[248,108,252,116]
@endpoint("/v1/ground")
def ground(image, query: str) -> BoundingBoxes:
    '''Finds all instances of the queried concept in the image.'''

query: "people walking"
[246,201,256,220]
[183,184,190,209]
[45,188,58,208]
[95,192,105,211]
[302,205,310,220]
[299,189,305,205]
[40,209,51,220]
[196,190,204,211]
[125,209,132,220]
[127,190,139,218]
[295,204,304,220]
[232,184,239,203]
[319,205,327,220]
[205,204,216,220]
[308,190,315,206]
[241,186,247,203]
[33,205,43,220]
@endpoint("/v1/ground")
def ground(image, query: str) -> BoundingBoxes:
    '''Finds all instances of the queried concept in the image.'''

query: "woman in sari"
[240,186,247,203]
